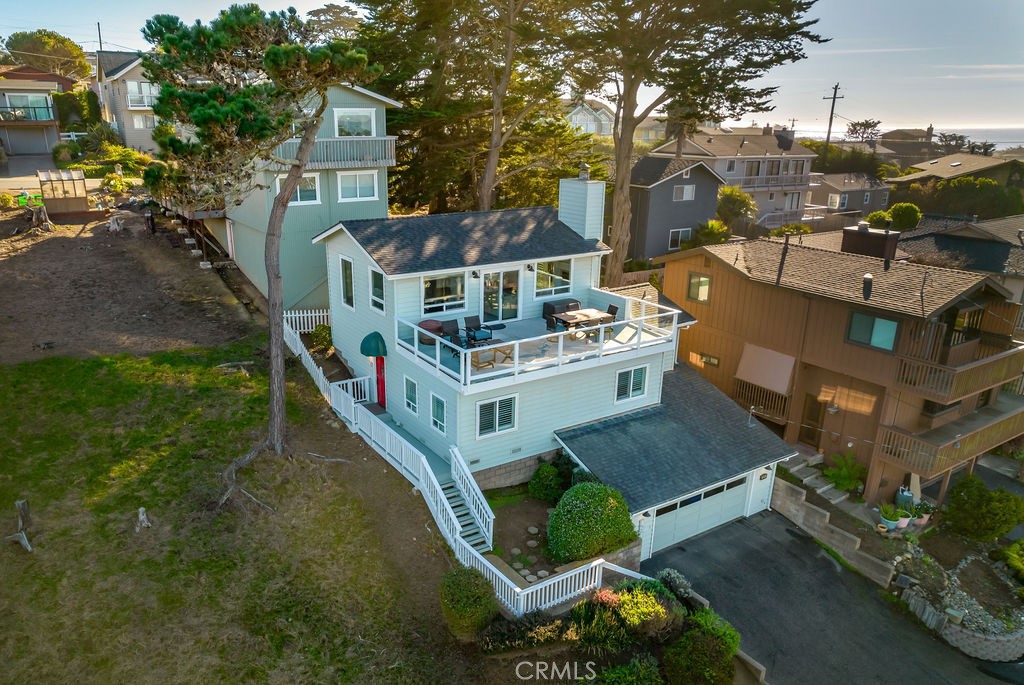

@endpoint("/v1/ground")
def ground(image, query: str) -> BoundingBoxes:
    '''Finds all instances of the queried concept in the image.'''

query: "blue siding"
[631,167,720,260]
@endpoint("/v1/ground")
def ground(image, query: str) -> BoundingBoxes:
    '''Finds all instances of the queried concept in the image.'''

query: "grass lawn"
[0,336,483,683]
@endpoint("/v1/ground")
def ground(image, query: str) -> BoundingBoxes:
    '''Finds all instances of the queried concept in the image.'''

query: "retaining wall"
[902,586,1024,662]
[771,480,895,587]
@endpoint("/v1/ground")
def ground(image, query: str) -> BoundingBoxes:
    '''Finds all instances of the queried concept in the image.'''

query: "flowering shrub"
[616,587,667,628]
[547,482,636,562]
[592,588,620,608]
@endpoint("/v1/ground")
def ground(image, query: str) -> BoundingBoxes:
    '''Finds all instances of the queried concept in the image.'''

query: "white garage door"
[652,475,750,553]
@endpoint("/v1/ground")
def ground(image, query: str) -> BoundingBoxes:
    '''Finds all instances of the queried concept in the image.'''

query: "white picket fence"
[284,308,331,334]
[282,309,648,615]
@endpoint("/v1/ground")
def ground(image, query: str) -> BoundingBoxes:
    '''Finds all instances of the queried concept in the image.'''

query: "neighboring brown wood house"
[888,153,1024,191]
[656,232,1024,505]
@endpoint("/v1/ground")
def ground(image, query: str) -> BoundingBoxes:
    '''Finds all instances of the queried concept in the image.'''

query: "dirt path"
[0,206,253,364]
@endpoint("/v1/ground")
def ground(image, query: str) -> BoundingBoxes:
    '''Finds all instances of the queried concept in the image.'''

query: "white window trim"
[476,394,518,439]
[533,259,573,299]
[725,160,736,173]
[333,107,376,138]
[430,393,446,434]
[863,192,871,205]
[276,173,321,206]
[404,376,418,415]
[615,365,649,403]
[421,272,468,315]
[681,168,691,178]
[672,184,695,202]
[369,267,386,314]
[339,255,355,311]
[839,193,849,210]
[667,227,691,251]
[337,169,379,203]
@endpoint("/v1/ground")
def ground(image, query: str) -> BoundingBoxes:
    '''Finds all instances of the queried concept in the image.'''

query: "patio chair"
[440,319,467,355]
[606,304,619,319]
[464,315,493,344]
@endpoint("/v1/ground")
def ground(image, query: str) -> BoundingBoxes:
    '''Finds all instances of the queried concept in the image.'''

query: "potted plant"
[913,501,935,526]
[879,503,900,531]
[896,507,913,529]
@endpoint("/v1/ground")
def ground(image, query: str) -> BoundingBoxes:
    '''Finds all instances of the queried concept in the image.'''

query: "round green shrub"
[663,608,740,685]
[547,482,637,562]
[101,173,133,194]
[656,568,693,603]
[945,474,1024,541]
[438,566,498,640]
[528,462,564,504]
[888,202,922,230]
[597,654,664,685]
[52,141,81,164]
[866,210,891,228]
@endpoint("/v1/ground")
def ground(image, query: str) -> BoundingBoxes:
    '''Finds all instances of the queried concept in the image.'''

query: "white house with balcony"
[198,84,400,309]
[94,51,161,152]
[650,125,821,229]
[312,173,795,561]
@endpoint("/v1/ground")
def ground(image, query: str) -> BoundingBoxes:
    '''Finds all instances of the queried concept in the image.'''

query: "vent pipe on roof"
[578,163,590,181]
[863,273,873,300]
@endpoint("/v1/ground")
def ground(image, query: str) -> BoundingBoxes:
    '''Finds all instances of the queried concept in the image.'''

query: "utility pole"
[97,23,103,52]
[822,83,843,162]
[788,117,798,130]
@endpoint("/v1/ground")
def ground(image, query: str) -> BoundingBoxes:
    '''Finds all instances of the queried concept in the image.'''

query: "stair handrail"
[449,445,494,549]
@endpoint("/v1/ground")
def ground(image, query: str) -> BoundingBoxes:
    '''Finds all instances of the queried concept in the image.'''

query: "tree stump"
[134,507,152,533]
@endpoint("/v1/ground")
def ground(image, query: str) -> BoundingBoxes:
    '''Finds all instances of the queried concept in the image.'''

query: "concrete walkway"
[0,154,103,194]
[643,512,999,685]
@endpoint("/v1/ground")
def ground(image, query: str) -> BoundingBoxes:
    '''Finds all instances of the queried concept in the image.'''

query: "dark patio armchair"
[464,315,493,344]
[440,319,467,354]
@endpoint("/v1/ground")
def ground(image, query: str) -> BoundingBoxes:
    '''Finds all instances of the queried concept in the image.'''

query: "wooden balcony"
[274,136,397,169]
[895,343,1024,403]
[733,378,788,425]
[874,393,1024,477]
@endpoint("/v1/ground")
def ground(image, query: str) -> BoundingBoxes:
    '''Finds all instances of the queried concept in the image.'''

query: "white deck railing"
[450,446,494,548]
[396,290,678,388]
[283,310,650,615]
[275,136,398,169]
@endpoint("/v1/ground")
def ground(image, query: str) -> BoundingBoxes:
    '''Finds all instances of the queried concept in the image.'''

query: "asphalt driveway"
[641,511,1000,685]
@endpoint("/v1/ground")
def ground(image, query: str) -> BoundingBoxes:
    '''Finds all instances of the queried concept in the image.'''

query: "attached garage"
[2,126,57,155]
[556,366,795,560]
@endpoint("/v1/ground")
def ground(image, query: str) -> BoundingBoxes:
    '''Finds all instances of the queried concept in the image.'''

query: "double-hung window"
[687,272,710,302]
[615,367,647,402]
[477,395,516,437]
[847,311,898,351]
[277,173,320,205]
[430,394,446,433]
[369,269,385,312]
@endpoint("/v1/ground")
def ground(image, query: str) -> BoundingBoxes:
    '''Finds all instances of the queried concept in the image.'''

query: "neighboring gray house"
[809,172,890,216]
[563,98,615,136]
[94,51,159,152]
[628,157,724,260]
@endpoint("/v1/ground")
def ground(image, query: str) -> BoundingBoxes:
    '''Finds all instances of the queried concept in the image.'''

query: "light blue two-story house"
[313,172,794,560]
[202,84,401,309]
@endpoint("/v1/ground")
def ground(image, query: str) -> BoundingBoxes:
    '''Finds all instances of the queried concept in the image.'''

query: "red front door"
[375,356,386,409]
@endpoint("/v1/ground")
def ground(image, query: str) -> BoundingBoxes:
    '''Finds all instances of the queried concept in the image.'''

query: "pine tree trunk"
[604,78,642,288]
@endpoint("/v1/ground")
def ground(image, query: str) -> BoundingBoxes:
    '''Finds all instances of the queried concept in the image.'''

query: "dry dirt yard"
[0,206,253,363]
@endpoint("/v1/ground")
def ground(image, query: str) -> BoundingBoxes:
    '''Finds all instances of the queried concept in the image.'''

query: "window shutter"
[616,371,631,400]
[497,397,515,431]
[479,402,496,435]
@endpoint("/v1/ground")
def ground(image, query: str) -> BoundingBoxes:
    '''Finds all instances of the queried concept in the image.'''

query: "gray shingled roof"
[661,239,999,319]
[899,214,1024,275]
[652,131,816,158]
[556,365,795,512]
[892,153,1019,184]
[97,51,141,78]
[630,156,693,186]
[602,283,695,325]
[767,230,912,261]
[817,172,888,192]
[326,206,609,275]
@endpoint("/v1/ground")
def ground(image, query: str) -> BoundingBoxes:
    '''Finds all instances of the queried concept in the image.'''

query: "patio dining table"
[552,308,614,329]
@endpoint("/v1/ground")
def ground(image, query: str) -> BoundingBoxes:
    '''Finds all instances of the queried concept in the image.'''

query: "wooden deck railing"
[895,344,1024,403]
[733,379,789,424]
[875,406,1024,477]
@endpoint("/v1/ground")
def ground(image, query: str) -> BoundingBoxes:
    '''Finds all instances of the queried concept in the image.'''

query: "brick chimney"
[558,166,606,241]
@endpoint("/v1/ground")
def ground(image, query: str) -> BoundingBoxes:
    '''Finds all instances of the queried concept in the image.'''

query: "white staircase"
[441,481,490,553]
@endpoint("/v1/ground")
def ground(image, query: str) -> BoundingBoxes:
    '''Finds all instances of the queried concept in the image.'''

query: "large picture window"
[848,311,898,351]
[277,173,320,205]
[423,273,466,314]
[478,395,516,437]
[334,108,375,137]
[534,259,571,297]
[668,228,692,251]
[338,170,377,202]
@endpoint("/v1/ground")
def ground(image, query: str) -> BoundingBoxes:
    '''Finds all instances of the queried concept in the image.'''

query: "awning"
[359,332,387,356]
[735,343,795,396]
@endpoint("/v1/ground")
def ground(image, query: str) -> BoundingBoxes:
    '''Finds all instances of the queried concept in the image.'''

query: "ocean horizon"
[792,126,1024,151]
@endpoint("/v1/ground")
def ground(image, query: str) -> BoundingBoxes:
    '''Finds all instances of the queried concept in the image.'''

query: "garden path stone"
[526,540,538,548]
[527,526,539,535]
[519,569,530,577]
[526,574,537,583]
[537,570,549,578]
[512,562,523,570]
[527,555,537,563]
[510,547,521,556]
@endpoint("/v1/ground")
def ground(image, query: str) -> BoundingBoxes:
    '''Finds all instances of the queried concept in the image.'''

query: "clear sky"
[6,0,1023,135]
